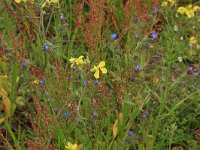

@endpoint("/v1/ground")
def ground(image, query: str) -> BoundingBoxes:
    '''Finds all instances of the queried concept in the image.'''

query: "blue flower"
[21,61,27,67]
[143,114,148,119]
[136,64,140,71]
[39,78,45,84]
[95,79,99,84]
[44,44,49,51]
[64,111,69,116]
[149,31,158,39]
[110,33,117,40]
[128,129,133,136]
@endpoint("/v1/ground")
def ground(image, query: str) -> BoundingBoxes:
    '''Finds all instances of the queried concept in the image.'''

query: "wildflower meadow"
[0,0,200,149]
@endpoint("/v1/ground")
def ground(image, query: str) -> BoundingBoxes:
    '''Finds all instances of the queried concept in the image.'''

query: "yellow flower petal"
[100,67,107,74]
[69,58,76,63]
[94,70,100,79]
[15,0,21,3]
[41,2,47,8]
[186,10,194,18]
[65,142,78,150]
[98,61,105,68]
[91,65,97,72]
[161,1,168,7]
[177,7,186,15]
[187,4,193,9]
[50,0,59,3]
[193,6,200,12]
[189,36,197,44]
[70,144,78,150]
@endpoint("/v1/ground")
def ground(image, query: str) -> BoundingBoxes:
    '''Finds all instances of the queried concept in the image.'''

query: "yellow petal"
[78,56,84,59]
[65,142,72,149]
[94,70,100,79]
[193,6,200,12]
[69,58,76,63]
[98,61,105,68]
[50,0,59,3]
[100,67,107,74]
[41,2,47,8]
[186,10,194,18]
[15,0,21,3]
[177,7,186,14]
[70,144,78,150]
[91,65,97,72]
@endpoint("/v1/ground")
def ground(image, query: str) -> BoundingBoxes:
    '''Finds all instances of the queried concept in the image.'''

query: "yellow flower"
[41,0,59,8]
[177,7,186,14]
[69,56,84,67]
[185,9,195,18]
[187,4,193,9]
[15,0,28,3]
[15,0,34,3]
[32,80,39,85]
[193,6,200,12]
[65,142,78,150]
[161,1,168,7]
[51,0,59,3]
[91,61,107,79]
[189,36,197,45]
[168,0,176,5]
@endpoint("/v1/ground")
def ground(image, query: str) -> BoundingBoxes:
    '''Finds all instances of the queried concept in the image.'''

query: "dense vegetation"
[0,0,200,149]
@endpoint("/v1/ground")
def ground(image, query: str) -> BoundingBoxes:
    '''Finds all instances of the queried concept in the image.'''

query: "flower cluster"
[69,56,107,79]
[177,5,200,18]
[69,56,85,68]
[161,0,176,7]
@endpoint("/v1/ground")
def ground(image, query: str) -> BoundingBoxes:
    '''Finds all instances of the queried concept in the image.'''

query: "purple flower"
[60,15,65,20]
[39,78,45,84]
[73,66,77,71]
[128,129,134,136]
[136,64,140,71]
[21,61,27,67]
[93,112,97,117]
[188,66,193,71]
[143,114,148,119]
[95,79,99,84]
[149,31,158,39]
[43,44,49,51]
[110,33,117,40]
